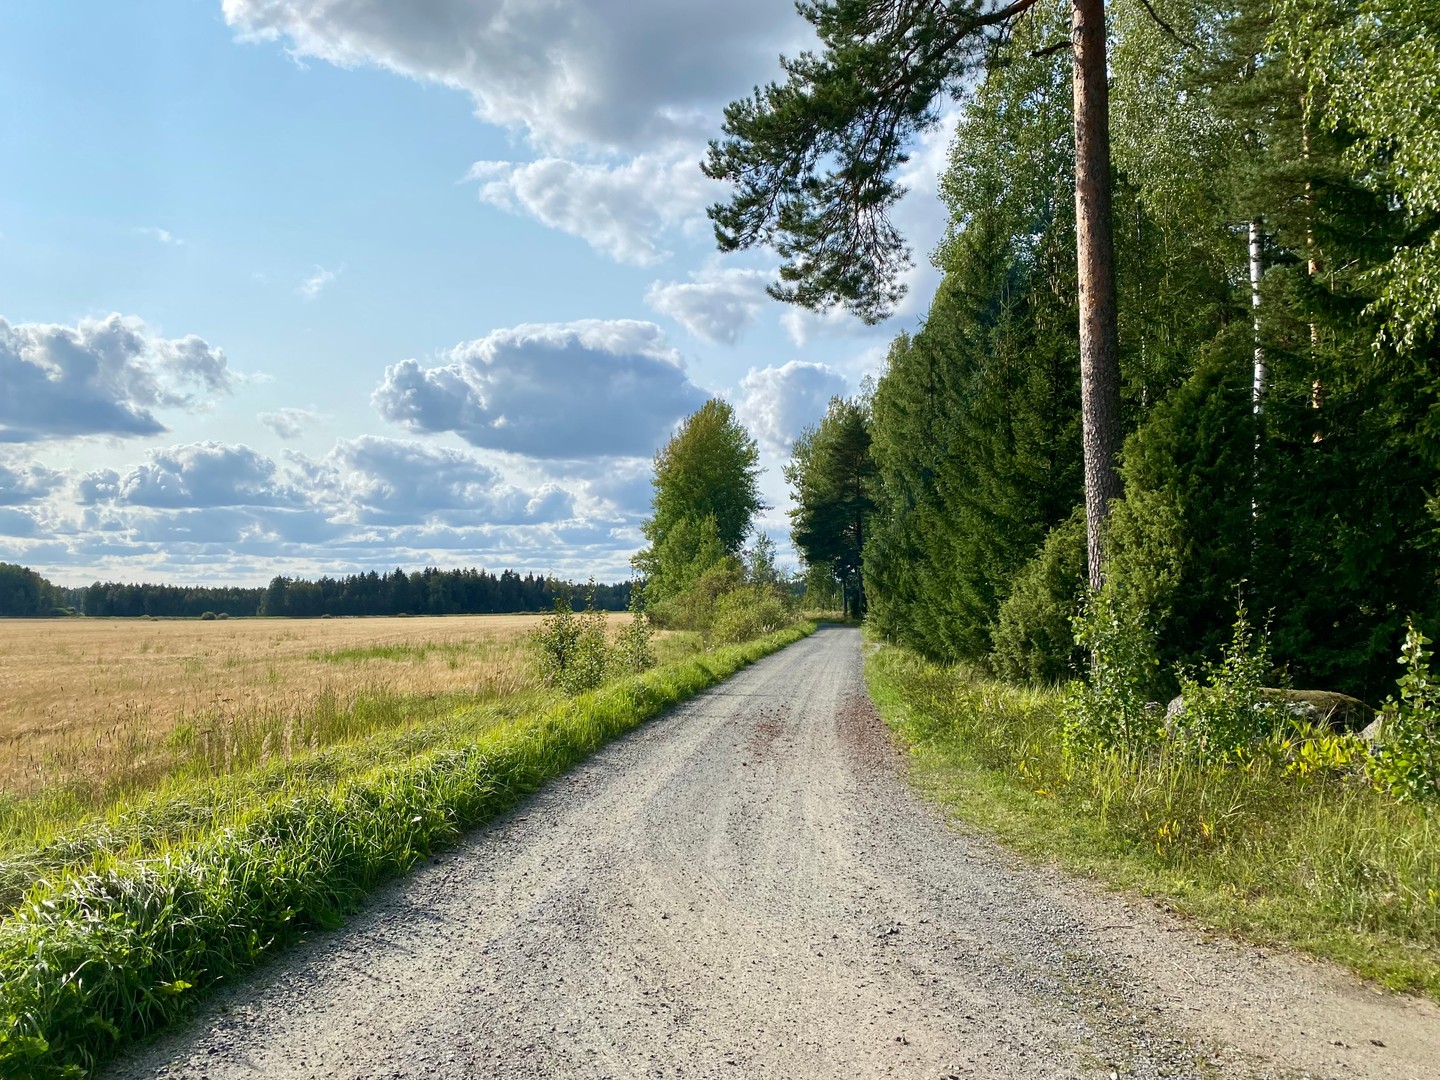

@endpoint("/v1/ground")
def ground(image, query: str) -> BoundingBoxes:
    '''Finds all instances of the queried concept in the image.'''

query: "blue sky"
[0,0,949,586]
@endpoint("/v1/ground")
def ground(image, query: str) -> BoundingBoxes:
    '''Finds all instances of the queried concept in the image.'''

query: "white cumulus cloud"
[737,361,849,452]
[304,436,579,526]
[258,407,324,439]
[222,0,804,154]
[77,442,303,509]
[0,458,64,506]
[645,266,774,344]
[372,320,707,459]
[467,154,714,266]
[0,313,232,442]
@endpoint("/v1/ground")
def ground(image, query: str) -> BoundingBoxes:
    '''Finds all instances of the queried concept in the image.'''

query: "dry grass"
[0,614,633,799]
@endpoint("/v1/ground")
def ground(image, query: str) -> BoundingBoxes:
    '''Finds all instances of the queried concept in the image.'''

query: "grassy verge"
[0,622,815,1080]
[865,643,1440,998]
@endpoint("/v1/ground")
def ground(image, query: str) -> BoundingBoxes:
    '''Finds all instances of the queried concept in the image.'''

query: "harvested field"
[0,614,633,800]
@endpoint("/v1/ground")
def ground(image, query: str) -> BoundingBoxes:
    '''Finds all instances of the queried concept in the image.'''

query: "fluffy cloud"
[309,436,577,526]
[645,266,773,344]
[78,442,303,509]
[468,154,714,266]
[372,320,707,458]
[0,458,64,506]
[5,434,622,582]
[0,313,232,442]
[258,407,324,439]
[737,361,849,451]
[223,0,804,154]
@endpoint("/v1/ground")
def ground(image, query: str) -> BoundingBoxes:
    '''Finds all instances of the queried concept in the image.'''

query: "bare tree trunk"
[1302,114,1325,436]
[1250,219,1265,522]
[1250,219,1265,413]
[1072,0,1122,592]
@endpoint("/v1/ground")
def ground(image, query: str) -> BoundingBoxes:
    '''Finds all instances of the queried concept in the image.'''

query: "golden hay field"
[0,614,629,798]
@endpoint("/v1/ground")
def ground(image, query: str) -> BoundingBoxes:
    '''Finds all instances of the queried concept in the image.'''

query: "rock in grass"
[1164,689,1375,733]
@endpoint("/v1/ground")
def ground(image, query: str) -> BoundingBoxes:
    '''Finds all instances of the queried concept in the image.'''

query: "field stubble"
[0,614,664,827]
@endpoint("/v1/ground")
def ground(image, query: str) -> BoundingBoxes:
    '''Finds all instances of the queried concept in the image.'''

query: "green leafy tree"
[786,397,877,618]
[633,399,762,606]
[1275,0,1440,352]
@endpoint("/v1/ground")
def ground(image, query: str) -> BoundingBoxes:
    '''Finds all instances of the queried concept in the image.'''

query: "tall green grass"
[866,644,1440,996]
[0,623,814,1080]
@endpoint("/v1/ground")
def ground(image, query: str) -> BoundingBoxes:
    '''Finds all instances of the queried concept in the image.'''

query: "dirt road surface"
[108,626,1439,1080]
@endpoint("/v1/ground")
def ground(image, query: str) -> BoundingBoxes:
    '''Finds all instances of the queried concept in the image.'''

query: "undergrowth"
[866,644,1440,998]
[0,622,814,1079]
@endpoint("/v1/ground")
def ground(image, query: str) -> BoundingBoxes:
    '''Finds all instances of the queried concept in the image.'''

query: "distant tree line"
[255,568,630,618]
[0,563,631,618]
[0,563,71,617]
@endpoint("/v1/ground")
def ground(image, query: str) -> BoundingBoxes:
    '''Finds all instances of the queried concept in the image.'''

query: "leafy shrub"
[613,607,656,675]
[533,596,610,694]
[990,511,1086,684]
[1170,602,1290,762]
[200,611,217,621]
[1061,584,1162,754]
[1368,621,1440,803]
[711,587,789,645]
[649,556,744,632]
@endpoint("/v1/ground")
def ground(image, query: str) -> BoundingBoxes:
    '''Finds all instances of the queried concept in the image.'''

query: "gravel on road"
[107,625,1440,1080]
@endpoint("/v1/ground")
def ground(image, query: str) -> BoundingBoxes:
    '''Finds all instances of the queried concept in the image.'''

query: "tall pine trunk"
[1072,0,1122,591]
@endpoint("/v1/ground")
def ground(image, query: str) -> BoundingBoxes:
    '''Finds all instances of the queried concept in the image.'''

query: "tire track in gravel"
[108,625,1439,1080]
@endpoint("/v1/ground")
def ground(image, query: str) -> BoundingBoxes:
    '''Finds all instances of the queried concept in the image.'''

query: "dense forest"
[0,563,630,619]
[770,0,1439,705]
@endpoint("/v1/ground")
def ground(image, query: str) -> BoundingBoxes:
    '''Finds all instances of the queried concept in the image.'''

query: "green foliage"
[637,513,730,611]
[1171,602,1291,762]
[705,0,1039,321]
[1367,622,1440,803]
[861,11,1087,662]
[866,202,1081,661]
[786,396,876,617]
[1061,585,1162,754]
[635,399,761,608]
[798,562,843,613]
[742,530,784,591]
[990,510,1087,685]
[0,563,66,617]
[710,587,791,646]
[612,592,657,677]
[533,595,610,695]
[1275,0,1440,351]
[1105,340,1256,677]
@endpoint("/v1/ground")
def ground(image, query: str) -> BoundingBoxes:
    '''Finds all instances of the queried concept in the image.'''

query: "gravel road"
[108,626,1439,1080]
